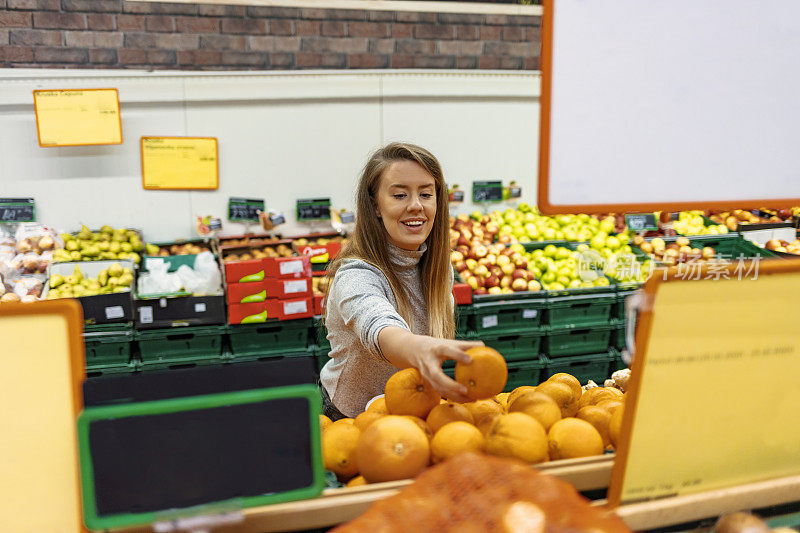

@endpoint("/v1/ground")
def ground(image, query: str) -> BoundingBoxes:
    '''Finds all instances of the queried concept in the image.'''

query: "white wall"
[0,69,540,242]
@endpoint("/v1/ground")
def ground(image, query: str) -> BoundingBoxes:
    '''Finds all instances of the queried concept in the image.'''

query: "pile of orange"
[320,346,627,486]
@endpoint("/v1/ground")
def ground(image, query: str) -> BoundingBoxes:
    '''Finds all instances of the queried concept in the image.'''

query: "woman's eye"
[421,193,434,199]
[393,194,406,199]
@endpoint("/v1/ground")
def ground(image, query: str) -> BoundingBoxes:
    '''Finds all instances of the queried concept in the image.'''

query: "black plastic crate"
[136,325,225,364]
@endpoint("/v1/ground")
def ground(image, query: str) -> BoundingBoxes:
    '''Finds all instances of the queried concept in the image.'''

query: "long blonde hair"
[327,142,454,339]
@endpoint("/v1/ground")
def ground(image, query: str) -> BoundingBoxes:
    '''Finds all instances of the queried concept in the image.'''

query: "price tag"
[340,211,355,224]
[279,259,304,275]
[104,306,124,320]
[228,197,265,222]
[283,280,308,294]
[472,181,503,203]
[194,303,206,313]
[141,137,219,190]
[33,88,122,147]
[208,218,222,231]
[482,315,499,329]
[283,300,308,315]
[450,190,465,203]
[522,309,538,319]
[269,213,286,226]
[509,186,522,199]
[138,306,153,324]
[296,198,331,221]
[625,213,659,232]
[0,198,36,223]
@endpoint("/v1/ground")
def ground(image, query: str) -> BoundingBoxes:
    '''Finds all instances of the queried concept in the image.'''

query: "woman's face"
[374,160,437,251]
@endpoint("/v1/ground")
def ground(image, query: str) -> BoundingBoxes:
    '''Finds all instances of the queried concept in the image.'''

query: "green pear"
[100,225,114,234]
[108,277,120,287]
[125,230,138,240]
[146,243,160,256]
[70,251,82,261]
[71,264,84,282]
[108,263,123,278]
[109,242,121,254]
[122,267,132,277]
[100,252,114,260]
[50,274,65,288]
[98,269,109,286]
[130,239,144,252]
[60,233,74,243]
[117,273,133,287]
[120,242,133,253]
[130,254,140,265]
[72,285,87,297]
[112,286,129,293]
[78,225,92,240]
[98,241,110,252]
[65,240,79,251]
[53,250,72,262]
[112,229,127,242]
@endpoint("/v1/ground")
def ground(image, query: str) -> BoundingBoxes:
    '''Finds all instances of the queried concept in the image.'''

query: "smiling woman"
[319,143,484,419]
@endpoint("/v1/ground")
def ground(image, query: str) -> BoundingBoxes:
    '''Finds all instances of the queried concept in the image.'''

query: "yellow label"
[617,272,800,503]
[141,137,219,190]
[0,314,82,531]
[34,88,122,146]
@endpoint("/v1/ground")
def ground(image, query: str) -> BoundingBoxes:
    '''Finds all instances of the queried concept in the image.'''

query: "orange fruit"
[484,412,548,464]
[603,386,625,399]
[430,421,485,463]
[320,414,332,432]
[354,411,384,432]
[502,502,547,533]
[356,415,431,483]
[346,475,368,488]
[426,402,474,434]
[536,381,579,418]
[507,386,537,407]
[463,398,504,427]
[334,418,355,426]
[595,399,623,414]
[546,373,583,402]
[455,346,508,400]
[508,391,562,431]
[547,418,604,460]
[321,422,361,479]
[366,396,388,415]
[578,387,617,410]
[475,411,503,437]
[403,416,434,441]
[384,368,440,419]
[576,405,612,449]
[495,392,511,410]
[609,405,625,449]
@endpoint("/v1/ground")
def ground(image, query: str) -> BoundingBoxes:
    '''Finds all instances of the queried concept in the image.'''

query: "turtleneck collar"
[387,241,426,270]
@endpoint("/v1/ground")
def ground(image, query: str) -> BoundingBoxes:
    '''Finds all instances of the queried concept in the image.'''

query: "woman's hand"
[379,327,484,403]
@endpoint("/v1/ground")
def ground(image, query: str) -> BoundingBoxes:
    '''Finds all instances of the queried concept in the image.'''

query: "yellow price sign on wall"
[140,136,219,190]
[608,259,800,507]
[33,88,122,147]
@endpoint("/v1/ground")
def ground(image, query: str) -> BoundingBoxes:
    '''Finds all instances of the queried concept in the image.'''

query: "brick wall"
[0,1,541,70]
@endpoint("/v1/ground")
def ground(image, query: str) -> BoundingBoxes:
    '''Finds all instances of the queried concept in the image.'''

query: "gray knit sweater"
[320,242,442,418]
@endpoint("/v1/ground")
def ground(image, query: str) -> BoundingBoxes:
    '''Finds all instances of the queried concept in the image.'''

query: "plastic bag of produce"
[137,259,182,296]
[188,251,222,295]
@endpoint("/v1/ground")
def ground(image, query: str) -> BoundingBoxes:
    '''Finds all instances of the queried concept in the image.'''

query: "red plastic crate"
[228,297,313,324]
[452,283,472,305]
[263,256,311,279]
[296,241,342,263]
[224,259,265,283]
[226,281,266,304]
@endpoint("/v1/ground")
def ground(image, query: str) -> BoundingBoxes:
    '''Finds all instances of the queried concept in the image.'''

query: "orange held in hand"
[455,346,508,400]
[385,368,440,419]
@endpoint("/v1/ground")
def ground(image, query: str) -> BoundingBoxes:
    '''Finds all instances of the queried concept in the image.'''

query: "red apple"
[500,262,515,276]
[512,278,528,291]
[460,229,472,241]
[473,264,489,278]
[456,245,470,256]
[457,236,470,248]
[453,260,468,272]
[500,276,512,289]
[512,268,528,281]
[480,215,491,225]
[473,245,488,259]
[473,287,488,295]
[527,280,542,292]
[490,265,503,278]
[486,253,497,265]
[485,222,499,235]
[456,214,469,224]
[484,274,500,289]
[497,234,513,245]
[465,258,477,271]
[451,251,464,263]
[487,286,502,295]
[513,258,528,269]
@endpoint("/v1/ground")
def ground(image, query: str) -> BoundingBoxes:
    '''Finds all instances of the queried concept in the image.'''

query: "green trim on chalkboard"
[77,384,324,531]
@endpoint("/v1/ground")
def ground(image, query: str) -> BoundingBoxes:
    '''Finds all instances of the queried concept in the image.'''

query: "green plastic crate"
[455,304,474,337]
[505,357,546,391]
[542,352,612,387]
[312,317,331,352]
[224,350,314,366]
[546,292,615,328]
[136,324,225,364]
[545,323,614,357]
[610,319,627,351]
[229,318,312,358]
[83,329,133,368]
[138,354,224,372]
[614,288,641,320]
[443,330,543,368]
[610,349,628,372]
[470,294,546,335]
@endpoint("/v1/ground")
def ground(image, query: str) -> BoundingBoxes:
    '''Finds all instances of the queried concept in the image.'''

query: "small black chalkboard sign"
[0,198,35,223]
[228,197,265,222]
[296,198,331,221]
[625,213,658,232]
[472,181,503,203]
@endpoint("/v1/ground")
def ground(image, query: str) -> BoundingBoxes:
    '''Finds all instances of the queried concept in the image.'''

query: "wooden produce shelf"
[114,454,614,533]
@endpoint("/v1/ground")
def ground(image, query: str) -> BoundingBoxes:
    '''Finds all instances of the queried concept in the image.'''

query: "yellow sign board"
[33,88,122,147]
[608,260,800,506]
[0,300,86,532]
[141,136,219,190]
